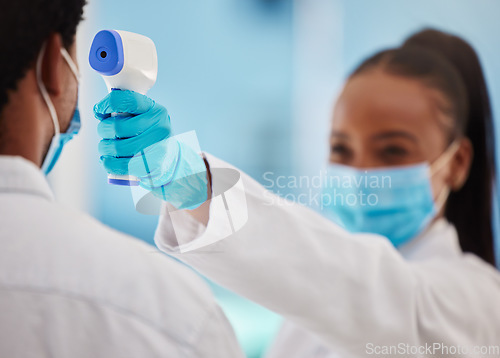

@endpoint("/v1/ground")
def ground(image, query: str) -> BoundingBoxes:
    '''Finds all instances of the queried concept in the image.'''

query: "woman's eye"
[381,146,409,156]
[330,144,350,156]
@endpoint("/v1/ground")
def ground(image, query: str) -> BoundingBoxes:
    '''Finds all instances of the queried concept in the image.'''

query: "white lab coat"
[155,153,500,357]
[0,156,243,358]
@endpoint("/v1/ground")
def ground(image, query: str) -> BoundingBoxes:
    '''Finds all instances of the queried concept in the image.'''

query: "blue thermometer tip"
[89,30,124,76]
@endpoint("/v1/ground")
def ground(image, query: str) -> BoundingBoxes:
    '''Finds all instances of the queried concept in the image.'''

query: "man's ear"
[40,33,64,96]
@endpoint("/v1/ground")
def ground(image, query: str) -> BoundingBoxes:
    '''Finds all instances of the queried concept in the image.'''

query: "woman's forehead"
[333,70,453,134]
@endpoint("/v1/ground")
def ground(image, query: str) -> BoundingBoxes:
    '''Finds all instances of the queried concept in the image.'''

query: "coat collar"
[398,218,463,261]
[0,155,54,202]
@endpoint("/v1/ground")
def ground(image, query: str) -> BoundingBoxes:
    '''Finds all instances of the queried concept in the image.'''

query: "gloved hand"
[94,90,208,210]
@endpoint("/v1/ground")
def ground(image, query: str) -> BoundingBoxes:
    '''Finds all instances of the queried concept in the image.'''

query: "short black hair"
[0,0,86,112]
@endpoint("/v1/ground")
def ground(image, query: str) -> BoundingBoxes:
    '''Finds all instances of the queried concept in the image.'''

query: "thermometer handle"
[107,112,140,186]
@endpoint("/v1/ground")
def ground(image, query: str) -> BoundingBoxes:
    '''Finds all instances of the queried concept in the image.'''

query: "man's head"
[0,0,86,167]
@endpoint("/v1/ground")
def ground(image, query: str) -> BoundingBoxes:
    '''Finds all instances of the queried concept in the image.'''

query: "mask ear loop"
[434,185,451,212]
[60,47,80,134]
[36,42,60,136]
[429,140,460,177]
[429,139,461,212]
[60,47,81,82]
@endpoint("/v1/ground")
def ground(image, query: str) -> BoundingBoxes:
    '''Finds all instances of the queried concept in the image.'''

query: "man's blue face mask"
[322,141,459,247]
[36,43,81,175]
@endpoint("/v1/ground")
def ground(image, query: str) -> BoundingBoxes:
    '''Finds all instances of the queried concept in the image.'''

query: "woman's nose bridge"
[349,146,377,169]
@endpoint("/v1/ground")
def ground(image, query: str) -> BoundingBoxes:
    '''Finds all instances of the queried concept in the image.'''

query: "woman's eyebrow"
[371,130,418,142]
[330,131,349,139]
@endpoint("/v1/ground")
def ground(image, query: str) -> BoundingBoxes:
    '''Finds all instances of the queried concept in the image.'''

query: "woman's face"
[330,69,472,204]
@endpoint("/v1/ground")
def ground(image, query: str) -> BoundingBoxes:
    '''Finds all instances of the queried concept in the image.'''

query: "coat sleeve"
[154,153,500,357]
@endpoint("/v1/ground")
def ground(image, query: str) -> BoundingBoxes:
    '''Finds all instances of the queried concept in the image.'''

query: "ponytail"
[403,29,497,266]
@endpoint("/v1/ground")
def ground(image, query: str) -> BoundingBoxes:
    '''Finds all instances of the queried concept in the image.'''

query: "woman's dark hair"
[350,28,497,266]
[404,29,497,266]
[0,0,86,112]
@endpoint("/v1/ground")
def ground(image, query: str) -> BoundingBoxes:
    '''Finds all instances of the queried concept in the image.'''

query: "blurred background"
[50,0,500,356]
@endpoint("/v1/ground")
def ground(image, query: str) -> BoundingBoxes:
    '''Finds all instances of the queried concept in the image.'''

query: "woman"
[264,29,499,357]
[96,29,500,357]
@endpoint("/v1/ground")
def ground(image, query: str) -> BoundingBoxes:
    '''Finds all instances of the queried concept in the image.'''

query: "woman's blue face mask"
[322,141,459,247]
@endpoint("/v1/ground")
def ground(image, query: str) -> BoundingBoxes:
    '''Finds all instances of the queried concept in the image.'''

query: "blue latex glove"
[94,90,208,210]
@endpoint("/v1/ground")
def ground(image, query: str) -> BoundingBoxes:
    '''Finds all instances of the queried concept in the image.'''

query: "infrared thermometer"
[89,30,158,186]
